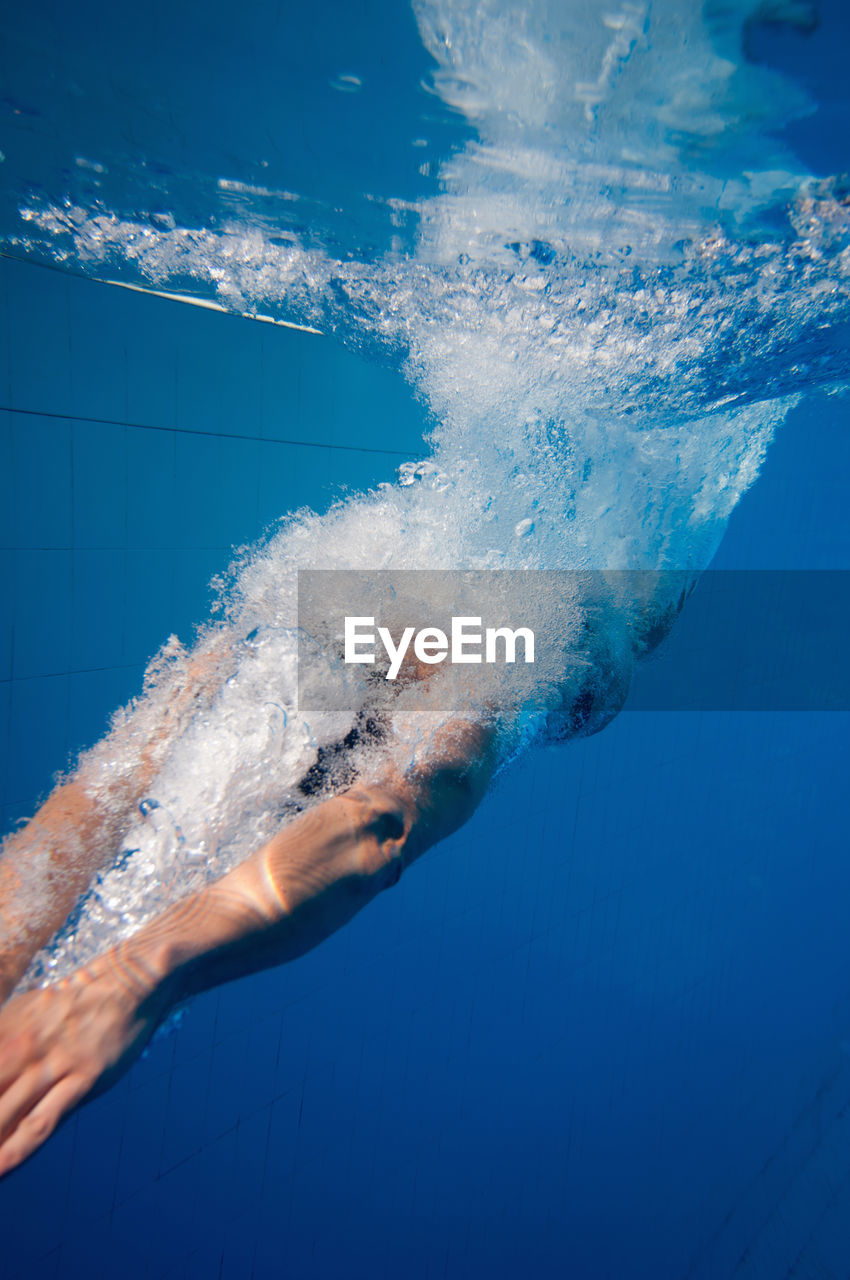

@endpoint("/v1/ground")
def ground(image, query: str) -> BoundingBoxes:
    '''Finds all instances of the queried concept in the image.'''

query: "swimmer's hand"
[0,960,161,1178]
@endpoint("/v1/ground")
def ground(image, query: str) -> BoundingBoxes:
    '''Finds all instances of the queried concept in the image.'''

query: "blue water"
[1,1,849,1276]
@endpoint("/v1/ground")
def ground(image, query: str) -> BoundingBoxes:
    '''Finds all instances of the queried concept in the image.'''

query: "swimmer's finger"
[0,993,59,1090]
[0,1058,56,1146]
[0,1040,23,1096]
[0,1022,41,1095]
[0,1072,93,1178]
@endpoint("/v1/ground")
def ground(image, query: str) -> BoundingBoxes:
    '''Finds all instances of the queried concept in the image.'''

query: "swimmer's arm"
[0,718,497,1176]
[0,647,227,1003]
[130,717,498,999]
[0,783,124,1003]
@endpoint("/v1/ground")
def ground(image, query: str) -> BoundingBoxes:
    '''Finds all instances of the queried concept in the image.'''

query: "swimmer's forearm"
[0,757,178,1003]
[84,786,413,1008]
[87,719,499,1011]
[0,781,131,1001]
[0,647,230,1002]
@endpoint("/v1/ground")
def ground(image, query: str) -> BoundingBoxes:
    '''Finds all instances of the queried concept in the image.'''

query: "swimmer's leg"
[0,715,497,1176]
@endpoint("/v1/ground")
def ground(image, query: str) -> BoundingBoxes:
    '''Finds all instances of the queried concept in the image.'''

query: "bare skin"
[0,644,228,1004]
[0,712,498,1178]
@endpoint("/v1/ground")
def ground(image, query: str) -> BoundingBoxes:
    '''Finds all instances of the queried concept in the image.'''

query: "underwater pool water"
[1,1,849,1276]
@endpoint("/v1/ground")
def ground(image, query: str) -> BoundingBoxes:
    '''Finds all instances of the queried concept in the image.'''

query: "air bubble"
[398,460,451,491]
